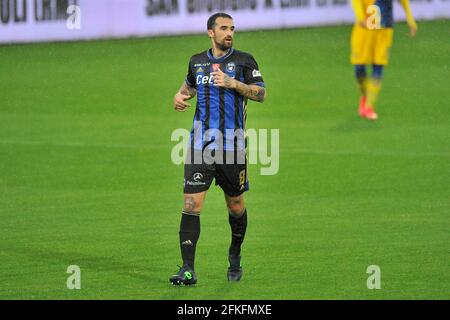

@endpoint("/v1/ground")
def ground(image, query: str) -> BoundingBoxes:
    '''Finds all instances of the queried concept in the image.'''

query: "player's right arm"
[399,0,418,37]
[174,81,196,112]
[174,58,198,112]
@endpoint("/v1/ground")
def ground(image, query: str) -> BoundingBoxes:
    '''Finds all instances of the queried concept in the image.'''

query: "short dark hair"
[207,12,233,30]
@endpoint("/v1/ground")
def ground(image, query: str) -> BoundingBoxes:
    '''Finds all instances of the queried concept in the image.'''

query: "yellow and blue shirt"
[352,0,417,29]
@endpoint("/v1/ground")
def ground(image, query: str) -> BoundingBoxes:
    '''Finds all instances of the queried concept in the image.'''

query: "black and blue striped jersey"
[185,48,265,152]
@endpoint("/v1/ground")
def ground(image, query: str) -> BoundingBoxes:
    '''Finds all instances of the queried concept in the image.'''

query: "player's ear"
[207,29,214,38]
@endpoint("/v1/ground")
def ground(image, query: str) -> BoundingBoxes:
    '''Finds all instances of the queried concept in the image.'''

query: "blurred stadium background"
[0,0,449,299]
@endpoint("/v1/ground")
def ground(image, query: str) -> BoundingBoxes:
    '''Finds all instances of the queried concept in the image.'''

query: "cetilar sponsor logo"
[196,74,214,85]
[196,74,234,85]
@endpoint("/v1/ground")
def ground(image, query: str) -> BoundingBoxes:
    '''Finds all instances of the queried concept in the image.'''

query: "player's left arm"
[234,81,266,103]
[400,0,418,37]
[211,68,266,102]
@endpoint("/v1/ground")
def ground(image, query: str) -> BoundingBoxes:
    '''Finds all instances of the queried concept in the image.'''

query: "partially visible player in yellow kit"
[351,0,417,120]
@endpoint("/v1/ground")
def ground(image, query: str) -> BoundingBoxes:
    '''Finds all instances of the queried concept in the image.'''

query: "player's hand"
[174,92,191,112]
[211,68,236,89]
[357,20,367,29]
[408,23,418,37]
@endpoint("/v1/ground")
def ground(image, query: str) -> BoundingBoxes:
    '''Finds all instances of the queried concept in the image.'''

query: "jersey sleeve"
[243,55,265,87]
[400,0,417,29]
[185,58,197,88]
[351,0,366,24]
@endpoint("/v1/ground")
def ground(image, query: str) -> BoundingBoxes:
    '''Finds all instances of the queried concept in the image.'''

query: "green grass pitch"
[0,20,449,299]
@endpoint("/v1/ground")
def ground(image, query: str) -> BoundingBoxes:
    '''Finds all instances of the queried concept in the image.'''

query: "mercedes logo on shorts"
[193,172,203,182]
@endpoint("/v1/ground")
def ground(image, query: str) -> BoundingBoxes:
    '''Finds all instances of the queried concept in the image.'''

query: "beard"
[215,37,233,51]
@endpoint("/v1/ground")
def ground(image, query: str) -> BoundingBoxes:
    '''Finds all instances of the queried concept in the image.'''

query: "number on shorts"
[239,170,246,186]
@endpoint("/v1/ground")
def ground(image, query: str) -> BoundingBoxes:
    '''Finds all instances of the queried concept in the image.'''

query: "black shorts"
[184,149,249,197]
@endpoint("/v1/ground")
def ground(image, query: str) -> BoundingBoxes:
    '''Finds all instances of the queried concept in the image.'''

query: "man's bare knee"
[184,196,196,212]
[226,195,245,216]
[183,193,205,214]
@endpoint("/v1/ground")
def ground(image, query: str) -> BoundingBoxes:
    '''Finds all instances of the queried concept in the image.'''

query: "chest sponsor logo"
[196,74,214,85]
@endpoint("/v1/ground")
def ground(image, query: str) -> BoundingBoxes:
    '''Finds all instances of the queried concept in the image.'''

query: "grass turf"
[0,20,449,299]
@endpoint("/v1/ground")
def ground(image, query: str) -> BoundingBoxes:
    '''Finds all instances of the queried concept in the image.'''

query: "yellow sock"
[366,79,381,109]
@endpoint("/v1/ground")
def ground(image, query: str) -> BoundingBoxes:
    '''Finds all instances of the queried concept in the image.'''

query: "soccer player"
[170,13,266,285]
[351,0,417,120]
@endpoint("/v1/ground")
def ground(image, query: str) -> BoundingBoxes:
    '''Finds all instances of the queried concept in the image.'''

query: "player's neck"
[211,46,231,59]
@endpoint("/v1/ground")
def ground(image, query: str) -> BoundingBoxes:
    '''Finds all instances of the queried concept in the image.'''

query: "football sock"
[228,209,247,256]
[355,65,368,97]
[357,77,368,98]
[179,211,200,269]
[366,78,382,109]
[372,64,384,79]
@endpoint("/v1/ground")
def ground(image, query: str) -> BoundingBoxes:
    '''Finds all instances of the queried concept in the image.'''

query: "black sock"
[179,211,200,269]
[228,209,247,256]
